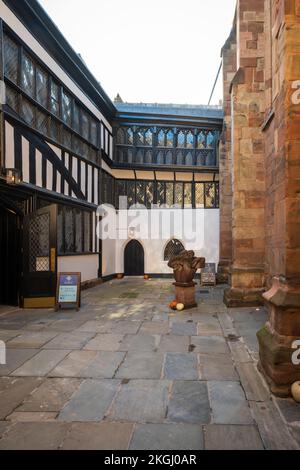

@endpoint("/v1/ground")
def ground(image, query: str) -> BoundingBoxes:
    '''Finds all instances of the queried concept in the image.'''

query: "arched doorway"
[124,240,144,276]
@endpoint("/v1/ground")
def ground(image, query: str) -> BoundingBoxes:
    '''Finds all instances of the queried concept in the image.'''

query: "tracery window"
[157,130,165,147]
[127,128,134,145]
[21,53,35,97]
[166,130,173,147]
[186,131,194,149]
[145,129,152,146]
[177,131,185,148]
[117,128,125,144]
[197,131,206,149]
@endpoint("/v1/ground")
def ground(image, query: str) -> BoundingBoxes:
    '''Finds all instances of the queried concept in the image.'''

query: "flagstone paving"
[0,278,299,449]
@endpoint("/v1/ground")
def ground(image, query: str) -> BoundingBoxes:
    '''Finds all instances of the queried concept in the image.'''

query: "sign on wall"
[201,263,216,286]
[55,272,81,311]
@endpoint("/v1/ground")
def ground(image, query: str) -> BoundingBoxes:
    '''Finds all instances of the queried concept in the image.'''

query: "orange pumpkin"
[169,300,177,310]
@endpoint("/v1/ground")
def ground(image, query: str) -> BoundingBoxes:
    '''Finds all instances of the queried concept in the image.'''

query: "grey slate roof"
[115,102,223,119]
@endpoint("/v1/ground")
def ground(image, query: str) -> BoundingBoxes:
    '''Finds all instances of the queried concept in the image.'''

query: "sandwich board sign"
[55,272,81,311]
[201,263,216,286]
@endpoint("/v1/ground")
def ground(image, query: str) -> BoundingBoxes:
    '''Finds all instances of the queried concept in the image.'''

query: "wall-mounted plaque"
[55,272,81,311]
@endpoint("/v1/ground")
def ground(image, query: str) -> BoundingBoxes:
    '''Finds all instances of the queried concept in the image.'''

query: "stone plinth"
[173,282,197,309]
[224,267,265,307]
[257,278,300,397]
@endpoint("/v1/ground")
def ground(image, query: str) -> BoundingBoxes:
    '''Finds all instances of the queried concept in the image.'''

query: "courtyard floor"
[0,278,299,450]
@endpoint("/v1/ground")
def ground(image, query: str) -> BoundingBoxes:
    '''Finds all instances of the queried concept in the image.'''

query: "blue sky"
[39,0,236,105]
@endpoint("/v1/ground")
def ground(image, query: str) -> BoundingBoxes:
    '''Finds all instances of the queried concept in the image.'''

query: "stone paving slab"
[61,422,134,449]
[199,354,238,381]
[83,333,124,351]
[208,381,253,425]
[108,379,170,423]
[46,319,87,332]
[77,320,117,333]
[167,381,210,424]
[0,377,43,420]
[0,348,39,375]
[190,335,229,354]
[6,331,59,349]
[228,340,252,363]
[119,334,160,352]
[171,322,197,336]
[6,411,58,422]
[163,353,199,380]
[139,321,170,335]
[129,423,204,450]
[49,350,97,377]
[158,335,190,352]
[0,329,23,341]
[16,377,82,412]
[11,350,71,377]
[58,379,120,422]
[79,351,125,378]
[115,351,164,379]
[0,422,69,449]
[204,424,264,450]
[42,331,95,350]
[235,362,270,402]
[111,320,142,335]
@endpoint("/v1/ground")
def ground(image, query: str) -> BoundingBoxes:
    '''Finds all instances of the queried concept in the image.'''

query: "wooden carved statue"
[168,250,205,285]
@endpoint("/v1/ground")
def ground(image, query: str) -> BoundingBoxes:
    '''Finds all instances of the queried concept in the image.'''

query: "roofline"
[3,0,117,120]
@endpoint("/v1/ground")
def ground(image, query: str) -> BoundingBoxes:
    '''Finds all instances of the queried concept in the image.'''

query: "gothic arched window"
[117,128,125,144]
[207,131,215,148]
[157,151,164,164]
[127,128,134,145]
[177,131,185,148]
[157,130,165,147]
[197,131,205,149]
[165,150,173,165]
[135,150,143,163]
[166,130,173,147]
[186,131,194,149]
[176,151,184,165]
[145,150,152,164]
[164,239,185,261]
[186,152,193,166]
[145,129,152,146]
[136,129,144,146]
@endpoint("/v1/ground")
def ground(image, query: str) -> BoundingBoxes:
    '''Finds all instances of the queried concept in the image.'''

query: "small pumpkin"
[144,274,150,280]
[176,303,185,311]
[169,300,177,310]
[291,381,300,403]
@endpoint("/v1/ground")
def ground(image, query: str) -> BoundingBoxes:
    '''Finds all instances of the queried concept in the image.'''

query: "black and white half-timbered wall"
[0,0,223,307]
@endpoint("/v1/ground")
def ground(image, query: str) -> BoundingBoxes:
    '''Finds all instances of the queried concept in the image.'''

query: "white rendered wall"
[110,208,220,275]
[57,254,99,282]
[101,239,116,277]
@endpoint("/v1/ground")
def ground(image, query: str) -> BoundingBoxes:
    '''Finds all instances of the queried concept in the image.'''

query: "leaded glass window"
[195,183,204,208]
[157,182,165,206]
[145,150,152,164]
[21,98,35,126]
[145,129,152,146]
[127,149,133,163]
[197,132,205,149]
[145,181,154,208]
[166,151,173,165]
[196,151,206,166]
[157,130,165,147]
[166,130,173,147]
[127,128,133,145]
[50,118,59,141]
[207,131,215,148]
[73,102,80,133]
[135,150,143,163]
[186,152,193,166]
[36,109,48,134]
[81,111,89,141]
[176,151,184,165]
[117,149,124,163]
[186,131,194,149]
[177,131,185,148]
[117,128,125,144]
[36,66,48,108]
[62,90,72,126]
[50,80,60,117]
[164,239,184,261]
[83,211,91,252]
[73,135,82,155]
[6,85,19,112]
[75,209,83,253]
[4,34,19,83]
[166,182,174,206]
[136,181,145,205]
[21,53,35,97]
[64,207,74,253]
[174,182,183,207]
[184,183,192,207]
[127,181,136,207]
[205,183,216,208]
[62,127,72,149]
[157,151,164,164]
[136,130,144,145]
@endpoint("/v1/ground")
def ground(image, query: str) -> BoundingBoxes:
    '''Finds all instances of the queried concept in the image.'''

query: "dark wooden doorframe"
[22,204,57,308]
[124,240,144,276]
